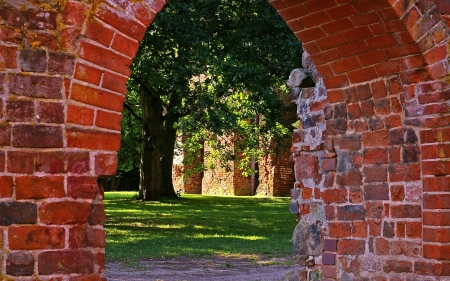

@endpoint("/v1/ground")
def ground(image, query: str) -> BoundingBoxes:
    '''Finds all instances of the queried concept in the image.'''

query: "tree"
[121,0,303,201]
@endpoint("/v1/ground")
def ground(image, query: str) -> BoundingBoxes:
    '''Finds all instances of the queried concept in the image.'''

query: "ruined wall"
[1,0,450,280]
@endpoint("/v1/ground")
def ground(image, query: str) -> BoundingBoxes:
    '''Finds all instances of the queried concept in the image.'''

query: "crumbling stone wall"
[1,0,450,280]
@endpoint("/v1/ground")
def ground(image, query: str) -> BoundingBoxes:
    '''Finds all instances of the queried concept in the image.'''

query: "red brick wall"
[0,0,449,280]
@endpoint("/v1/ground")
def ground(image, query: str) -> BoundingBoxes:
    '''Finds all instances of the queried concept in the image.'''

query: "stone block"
[292,222,323,256]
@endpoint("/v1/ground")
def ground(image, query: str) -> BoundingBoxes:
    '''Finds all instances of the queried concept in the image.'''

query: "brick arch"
[0,0,449,280]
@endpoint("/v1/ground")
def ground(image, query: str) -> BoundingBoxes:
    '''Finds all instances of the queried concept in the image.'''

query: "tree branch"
[123,101,142,121]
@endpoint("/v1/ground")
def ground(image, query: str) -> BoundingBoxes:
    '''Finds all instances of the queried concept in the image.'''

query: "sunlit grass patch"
[104,192,293,262]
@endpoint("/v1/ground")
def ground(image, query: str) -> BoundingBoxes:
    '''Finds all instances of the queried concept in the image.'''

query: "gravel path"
[105,256,303,281]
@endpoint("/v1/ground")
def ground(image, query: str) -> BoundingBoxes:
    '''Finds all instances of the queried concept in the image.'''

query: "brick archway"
[0,0,449,280]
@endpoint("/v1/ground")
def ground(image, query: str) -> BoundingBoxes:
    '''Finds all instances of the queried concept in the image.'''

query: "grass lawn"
[104,192,295,262]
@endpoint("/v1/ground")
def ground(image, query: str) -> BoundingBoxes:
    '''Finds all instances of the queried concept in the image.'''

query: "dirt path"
[105,256,303,281]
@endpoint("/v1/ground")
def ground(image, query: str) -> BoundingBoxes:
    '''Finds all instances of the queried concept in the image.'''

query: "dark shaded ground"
[106,256,302,281]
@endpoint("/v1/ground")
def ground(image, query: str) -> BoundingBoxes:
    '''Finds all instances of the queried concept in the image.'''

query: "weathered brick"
[16,176,65,200]
[6,252,34,276]
[322,188,347,204]
[67,104,95,126]
[86,228,106,248]
[362,130,389,147]
[375,237,390,255]
[414,261,443,276]
[0,5,25,27]
[336,170,362,187]
[0,202,37,225]
[423,176,450,192]
[26,8,57,30]
[295,154,319,181]
[19,49,47,72]
[9,74,63,99]
[383,259,412,273]
[323,239,337,252]
[89,204,106,225]
[36,101,65,124]
[364,184,389,200]
[35,151,66,173]
[337,205,365,220]
[9,226,65,250]
[6,99,34,122]
[334,135,361,150]
[40,201,91,225]
[95,110,122,131]
[363,166,387,183]
[392,241,422,257]
[363,148,388,165]
[389,163,421,182]
[49,52,75,75]
[12,125,63,148]
[390,185,405,201]
[63,1,88,26]
[67,151,90,174]
[337,239,365,255]
[328,222,351,238]
[38,250,94,275]
[0,124,11,146]
[391,204,421,218]
[67,177,98,200]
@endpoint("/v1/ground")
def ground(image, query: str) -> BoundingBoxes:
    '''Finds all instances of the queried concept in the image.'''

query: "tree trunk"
[160,116,178,197]
[139,87,163,201]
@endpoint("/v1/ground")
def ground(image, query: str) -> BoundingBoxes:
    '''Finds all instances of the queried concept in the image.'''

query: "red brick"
[363,148,388,165]
[328,222,351,238]
[358,49,388,67]
[322,265,336,278]
[74,63,103,85]
[423,227,450,242]
[299,10,333,28]
[0,6,25,27]
[424,244,450,260]
[424,193,450,209]
[327,4,357,19]
[424,211,450,226]
[374,98,390,115]
[79,41,132,76]
[7,150,35,173]
[0,27,22,44]
[316,33,347,50]
[336,170,363,187]
[71,83,125,112]
[67,129,121,151]
[347,66,378,84]
[278,5,308,21]
[421,128,450,143]
[0,46,17,69]
[9,226,65,250]
[322,188,347,204]
[95,110,122,131]
[375,237,390,255]
[6,251,34,276]
[40,201,91,224]
[48,52,75,76]
[95,153,118,175]
[337,239,365,255]
[294,154,318,181]
[95,4,146,41]
[16,176,65,200]
[342,26,373,43]
[368,219,381,236]
[101,71,128,95]
[61,28,82,52]
[67,151,91,174]
[35,150,66,173]
[111,32,140,58]
[423,176,450,192]
[390,185,405,201]
[128,2,157,26]
[330,56,361,74]
[322,18,354,35]
[422,160,450,176]
[391,204,421,218]
[0,151,4,172]
[38,250,94,275]
[69,226,87,248]
[350,12,381,26]
[327,89,344,103]
[85,20,114,46]
[36,101,64,124]
[0,176,13,198]
[389,163,421,182]
[12,125,63,148]
[310,49,341,65]
[349,187,363,203]
[405,221,422,238]
[351,221,367,238]
[63,1,88,26]
[67,104,95,126]
[347,103,361,119]
[362,130,389,147]
[68,177,99,200]
[25,30,59,51]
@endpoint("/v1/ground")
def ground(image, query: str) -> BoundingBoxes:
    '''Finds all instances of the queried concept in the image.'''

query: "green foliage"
[119,0,302,176]
[104,192,293,261]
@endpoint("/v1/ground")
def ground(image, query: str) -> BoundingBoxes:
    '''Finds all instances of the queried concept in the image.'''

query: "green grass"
[104,192,294,262]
